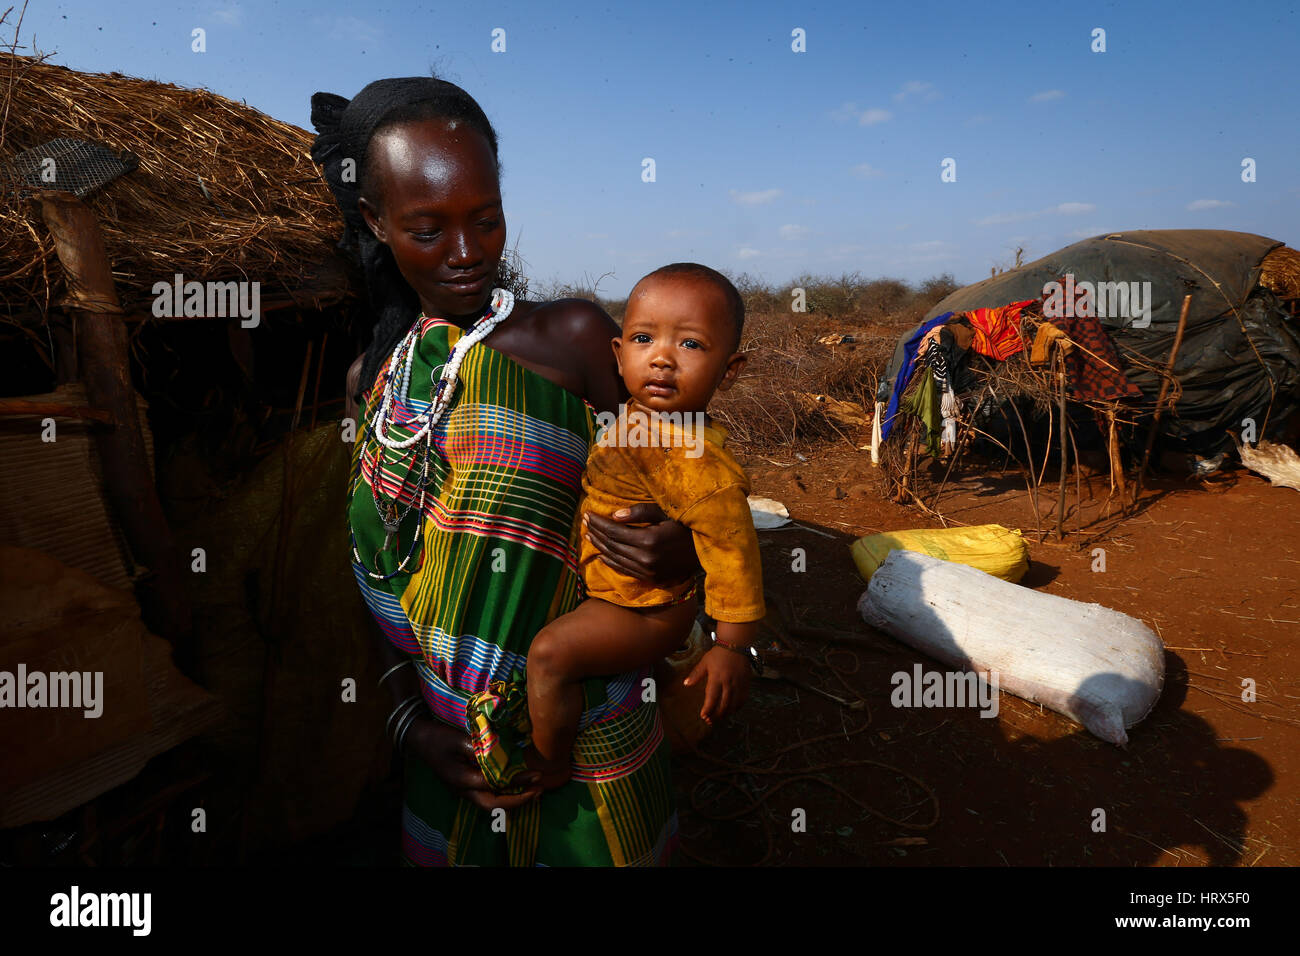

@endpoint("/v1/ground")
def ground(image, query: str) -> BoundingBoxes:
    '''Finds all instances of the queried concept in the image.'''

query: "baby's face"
[613,277,743,415]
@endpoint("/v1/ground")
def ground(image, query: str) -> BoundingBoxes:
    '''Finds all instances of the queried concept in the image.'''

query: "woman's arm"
[370,619,540,810]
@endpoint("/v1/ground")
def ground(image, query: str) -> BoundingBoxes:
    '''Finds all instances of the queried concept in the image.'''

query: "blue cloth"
[881,312,952,441]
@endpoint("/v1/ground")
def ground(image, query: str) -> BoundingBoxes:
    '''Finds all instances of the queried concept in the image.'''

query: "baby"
[524,263,766,791]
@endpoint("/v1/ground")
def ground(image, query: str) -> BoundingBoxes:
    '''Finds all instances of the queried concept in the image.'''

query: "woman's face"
[359,118,506,320]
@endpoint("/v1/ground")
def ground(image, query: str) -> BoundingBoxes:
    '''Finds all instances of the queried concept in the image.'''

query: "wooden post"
[33,190,194,666]
[1056,350,1068,541]
[309,331,329,431]
[0,399,112,423]
[1133,293,1192,507]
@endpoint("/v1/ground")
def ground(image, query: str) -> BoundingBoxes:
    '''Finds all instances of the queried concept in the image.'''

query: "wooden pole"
[1056,349,1068,541]
[0,399,112,423]
[1132,293,1192,507]
[308,331,329,431]
[33,190,194,665]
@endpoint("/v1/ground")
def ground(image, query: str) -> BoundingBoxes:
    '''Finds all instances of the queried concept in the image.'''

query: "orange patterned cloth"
[963,300,1036,361]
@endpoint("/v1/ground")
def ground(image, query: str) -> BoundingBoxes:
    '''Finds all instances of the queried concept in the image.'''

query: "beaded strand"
[348,288,514,581]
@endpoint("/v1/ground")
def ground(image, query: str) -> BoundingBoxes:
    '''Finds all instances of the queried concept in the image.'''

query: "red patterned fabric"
[1047,312,1143,402]
[963,301,1035,360]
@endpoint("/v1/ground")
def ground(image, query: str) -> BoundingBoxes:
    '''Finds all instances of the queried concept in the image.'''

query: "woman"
[311,77,698,866]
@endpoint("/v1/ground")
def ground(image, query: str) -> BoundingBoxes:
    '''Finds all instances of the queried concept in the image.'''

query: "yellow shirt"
[578,398,766,623]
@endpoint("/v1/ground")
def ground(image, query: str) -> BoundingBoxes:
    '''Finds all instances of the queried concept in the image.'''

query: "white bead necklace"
[349,287,514,580]
[370,287,514,449]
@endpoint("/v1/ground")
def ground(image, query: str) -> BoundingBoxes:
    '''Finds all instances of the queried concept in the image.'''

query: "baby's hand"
[683,646,752,724]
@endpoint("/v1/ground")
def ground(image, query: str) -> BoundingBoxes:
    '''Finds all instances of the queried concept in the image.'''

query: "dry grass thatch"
[1260,245,1300,301]
[0,52,353,325]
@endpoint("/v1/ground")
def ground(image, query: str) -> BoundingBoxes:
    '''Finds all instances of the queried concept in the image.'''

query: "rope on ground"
[677,622,940,867]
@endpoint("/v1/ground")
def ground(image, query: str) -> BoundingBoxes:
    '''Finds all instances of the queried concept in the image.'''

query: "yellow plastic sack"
[851,524,1028,583]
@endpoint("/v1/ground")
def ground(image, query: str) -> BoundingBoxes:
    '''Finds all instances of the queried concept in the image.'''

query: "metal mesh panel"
[0,137,138,198]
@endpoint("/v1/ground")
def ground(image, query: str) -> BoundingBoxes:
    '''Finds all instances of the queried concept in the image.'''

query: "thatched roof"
[0,53,356,325]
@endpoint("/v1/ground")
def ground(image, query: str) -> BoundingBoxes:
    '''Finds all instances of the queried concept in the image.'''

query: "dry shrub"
[709,308,898,454]
[858,277,911,317]
[495,245,531,302]
[531,270,626,320]
[727,271,784,314]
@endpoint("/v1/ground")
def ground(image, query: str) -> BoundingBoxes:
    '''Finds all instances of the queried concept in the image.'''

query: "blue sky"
[22,0,1300,298]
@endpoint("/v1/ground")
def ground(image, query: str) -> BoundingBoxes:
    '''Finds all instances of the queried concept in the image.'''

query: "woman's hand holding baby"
[584,503,699,585]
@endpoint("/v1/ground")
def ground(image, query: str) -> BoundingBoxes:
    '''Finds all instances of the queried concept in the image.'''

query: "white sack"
[858,551,1164,746]
[747,496,791,529]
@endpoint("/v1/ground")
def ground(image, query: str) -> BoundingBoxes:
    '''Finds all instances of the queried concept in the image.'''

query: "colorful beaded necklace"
[348,288,515,580]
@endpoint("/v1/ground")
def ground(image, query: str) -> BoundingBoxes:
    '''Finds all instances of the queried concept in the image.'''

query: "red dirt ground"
[672,444,1299,867]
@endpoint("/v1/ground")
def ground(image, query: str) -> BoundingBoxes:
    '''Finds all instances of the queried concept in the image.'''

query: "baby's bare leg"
[527,597,697,777]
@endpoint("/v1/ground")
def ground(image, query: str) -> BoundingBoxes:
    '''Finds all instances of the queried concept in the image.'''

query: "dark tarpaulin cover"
[878,230,1300,454]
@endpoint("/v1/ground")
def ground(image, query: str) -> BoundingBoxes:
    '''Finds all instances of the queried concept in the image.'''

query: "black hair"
[310,77,502,406]
[637,262,745,352]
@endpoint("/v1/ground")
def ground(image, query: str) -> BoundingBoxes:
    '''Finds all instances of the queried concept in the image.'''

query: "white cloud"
[779,224,810,240]
[212,4,244,25]
[1029,89,1065,103]
[976,202,1096,226]
[830,103,893,126]
[888,240,957,266]
[729,188,781,205]
[823,243,872,261]
[830,102,862,123]
[1187,198,1234,211]
[851,163,884,178]
[314,15,383,47]
[893,80,939,103]
[976,209,1039,226]
[737,247,763,259]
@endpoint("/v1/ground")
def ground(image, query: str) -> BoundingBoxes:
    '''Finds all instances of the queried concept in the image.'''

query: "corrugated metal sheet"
[0,382,156,591]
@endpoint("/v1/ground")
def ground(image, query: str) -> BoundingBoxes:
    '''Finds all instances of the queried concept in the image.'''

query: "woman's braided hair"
[309,77,502,405]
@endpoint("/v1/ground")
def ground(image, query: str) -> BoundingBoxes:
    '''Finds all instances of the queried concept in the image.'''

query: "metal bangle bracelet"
[387,697,421,745]
[394,707,425,754]
[385,694,420,740]
[377,659,413,688]
[394,705,424,753]
[388,698,424,748]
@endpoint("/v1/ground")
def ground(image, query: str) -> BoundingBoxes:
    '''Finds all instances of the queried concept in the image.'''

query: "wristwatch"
[709,629,763,675]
